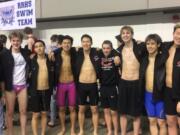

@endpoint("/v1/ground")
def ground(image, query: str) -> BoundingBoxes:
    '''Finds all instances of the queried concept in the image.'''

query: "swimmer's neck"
[104,53,110,58]
[37,54,46,59]
[83,49,91,55]
[12,47,20,53]
[148,51,157,58]
[62,50,70,55]
[124,40,133,48]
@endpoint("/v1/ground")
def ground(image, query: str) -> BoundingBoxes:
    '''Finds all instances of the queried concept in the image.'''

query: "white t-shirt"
[12,52,26,85]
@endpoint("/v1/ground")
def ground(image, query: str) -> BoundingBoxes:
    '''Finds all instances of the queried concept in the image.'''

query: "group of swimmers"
[0,24,180,135]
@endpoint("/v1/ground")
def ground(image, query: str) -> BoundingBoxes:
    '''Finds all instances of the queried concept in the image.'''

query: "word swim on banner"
[0,0,36,30]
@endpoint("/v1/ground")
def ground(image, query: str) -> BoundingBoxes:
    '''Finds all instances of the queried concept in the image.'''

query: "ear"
[157,44,160,48]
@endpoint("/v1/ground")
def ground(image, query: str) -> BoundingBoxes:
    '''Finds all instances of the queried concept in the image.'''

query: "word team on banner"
[0,0,36,30]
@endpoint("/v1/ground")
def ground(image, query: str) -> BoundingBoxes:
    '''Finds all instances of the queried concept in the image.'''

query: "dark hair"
[145,34,162,45]
[34,40,46,47]
[0,40,3,48]
[23,27,33,34]
[173,23,180,33]
[50,34,58,42]
[57,34,64,44]
[0,34,7,44]
[115,34,123,43]
[81,34,93,44]
[62,35,73,45]
[102,40,113,49]
[120,25,134,36]
[0,42,3,51]
[9,31,23,41]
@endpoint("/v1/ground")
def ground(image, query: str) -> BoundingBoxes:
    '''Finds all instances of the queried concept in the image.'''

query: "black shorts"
[78,83,99,106]
[31,90,51,112]
[164,87,178,115]
[100,85,118,111]
[118,79,142,117]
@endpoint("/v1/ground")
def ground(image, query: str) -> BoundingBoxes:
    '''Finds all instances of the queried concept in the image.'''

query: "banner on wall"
[0,0,36,30]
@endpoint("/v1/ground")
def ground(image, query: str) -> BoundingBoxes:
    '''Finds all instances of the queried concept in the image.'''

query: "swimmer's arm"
[135,40,147,56]
[28,60,33,80]
[112,50,121,74]
[0,59,5,101]
[177,102,180,114]
[0,82,5,94]
[161,41,173,51]
[0,82,5,104]
[48,48,61,62]
[114,56,121,66]
[176,72,180,112]
[112,49,120,56]
[118,68,122,76]
[175,68,180,102]
[49,61,55,88]
[48,51,55,61]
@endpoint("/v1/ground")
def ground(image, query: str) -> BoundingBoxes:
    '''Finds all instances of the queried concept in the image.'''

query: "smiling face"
[61,39,72,52]
[146,39,159,55]
[121,29,133,44]
[81,37,92,51]
[173,27,180,46]
[34,42,45,55]
[10,37,22,51]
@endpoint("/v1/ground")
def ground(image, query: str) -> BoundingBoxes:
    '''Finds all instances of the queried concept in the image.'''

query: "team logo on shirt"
[94,56,99,61]
[101,57,113,70]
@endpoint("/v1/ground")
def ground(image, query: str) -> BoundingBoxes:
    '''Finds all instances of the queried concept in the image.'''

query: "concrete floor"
[3,114,151,135]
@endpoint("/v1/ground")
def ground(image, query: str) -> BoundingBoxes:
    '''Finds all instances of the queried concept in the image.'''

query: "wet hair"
[57,34,64,44]
[34,40,46,47]
[23,27,33,34]
[145,34,162,45]
[50,34,58,42]
[102,40,113,49]
[9,31,23,41]
[62,35,73,45]
[120,25,134,36]
[81,34,93,44]
[0,34,7,44]
[173,23,180,33]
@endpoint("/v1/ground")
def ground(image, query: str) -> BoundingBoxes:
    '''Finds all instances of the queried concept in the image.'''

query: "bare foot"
[78,131,84,135]
[93,131,98,135]
[57,130,65,135]
[48,121,55,127]
[71,132,77,135]
[107,131,112,135]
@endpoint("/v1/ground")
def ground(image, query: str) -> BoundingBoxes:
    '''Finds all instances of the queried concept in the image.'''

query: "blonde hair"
[9,31,23,41]
[120,25,134,35]
[173,23,180,33]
